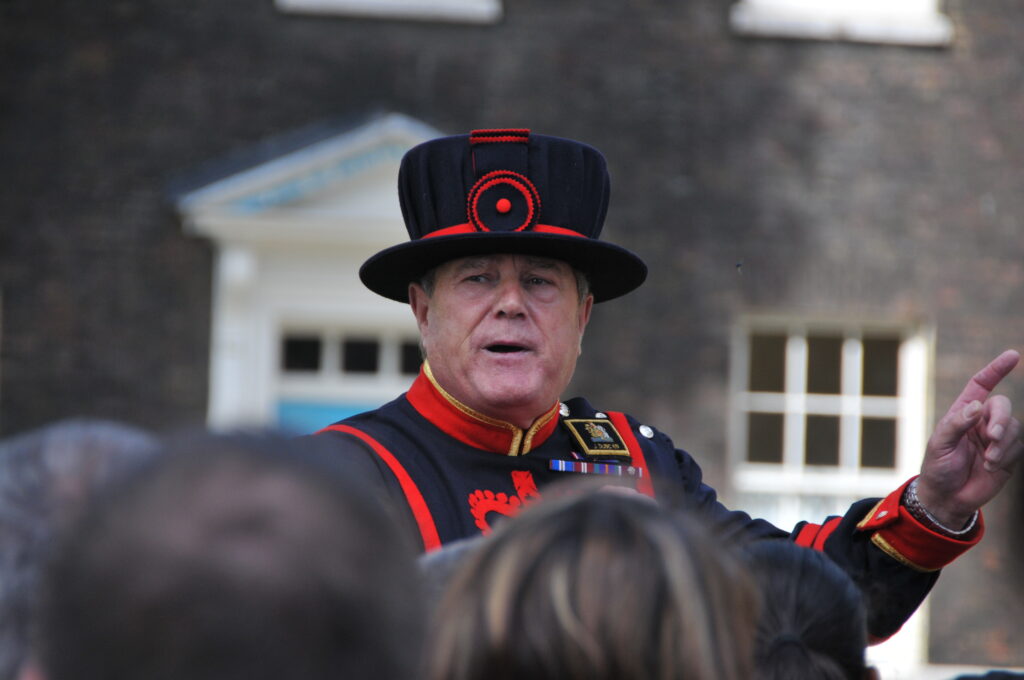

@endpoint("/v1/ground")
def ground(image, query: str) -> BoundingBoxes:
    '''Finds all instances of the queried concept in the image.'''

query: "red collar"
[406,362,561,456]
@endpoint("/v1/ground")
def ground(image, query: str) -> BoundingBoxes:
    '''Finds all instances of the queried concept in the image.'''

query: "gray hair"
[0,419,158,680]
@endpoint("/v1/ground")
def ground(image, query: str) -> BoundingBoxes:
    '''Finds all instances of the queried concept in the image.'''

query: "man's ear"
[408,282,430,331]
[578,294,594,333]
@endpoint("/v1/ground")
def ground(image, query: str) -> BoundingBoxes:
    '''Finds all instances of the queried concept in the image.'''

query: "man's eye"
[526,277,551,286]
[464,274,488,283]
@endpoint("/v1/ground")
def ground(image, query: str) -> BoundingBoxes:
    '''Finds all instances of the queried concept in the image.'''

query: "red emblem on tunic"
[468,470,540,534]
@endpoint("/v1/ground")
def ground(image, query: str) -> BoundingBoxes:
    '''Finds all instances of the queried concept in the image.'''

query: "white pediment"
[177,113,442,248]
[179,113,439,429]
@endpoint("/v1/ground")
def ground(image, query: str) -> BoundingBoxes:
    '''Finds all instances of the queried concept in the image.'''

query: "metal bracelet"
[903,478,978,538]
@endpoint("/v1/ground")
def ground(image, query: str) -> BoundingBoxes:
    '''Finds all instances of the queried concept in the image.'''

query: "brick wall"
[2,0,1023,663]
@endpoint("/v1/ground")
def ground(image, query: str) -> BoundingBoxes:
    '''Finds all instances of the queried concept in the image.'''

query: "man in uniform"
[315,128,1022,640]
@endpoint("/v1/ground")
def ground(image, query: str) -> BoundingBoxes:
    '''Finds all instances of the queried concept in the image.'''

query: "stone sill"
[730,1,954,47]
[274,0,502,24]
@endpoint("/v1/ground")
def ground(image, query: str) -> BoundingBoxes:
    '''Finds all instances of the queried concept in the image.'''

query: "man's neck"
[409,362,561,456]
[422,361,555,430]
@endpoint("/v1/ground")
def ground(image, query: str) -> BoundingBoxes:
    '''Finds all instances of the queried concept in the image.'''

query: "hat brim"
[359,232,647,303]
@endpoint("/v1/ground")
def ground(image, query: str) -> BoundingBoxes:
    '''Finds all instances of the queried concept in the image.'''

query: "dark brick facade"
[2,0,1023,665]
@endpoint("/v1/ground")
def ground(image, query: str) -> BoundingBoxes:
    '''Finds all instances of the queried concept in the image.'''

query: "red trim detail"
[468,171,538,232]
[317,423,442,552]
[606,412,655,498]
[423,223,477,238]
[468,488,525,534]
[512,469,541,501]
[533,224,588,237]
[422,223,588,239]
[467,470,540,535]
[812,517,842,551]
[874,504,983,571]
[794,523,819,548]
[856,478,984,571]
[470,135,530,144]
[406,370,559,455]
[470,128,530,144]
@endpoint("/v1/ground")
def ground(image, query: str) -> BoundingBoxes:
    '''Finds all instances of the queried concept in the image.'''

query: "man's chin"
[473,384,554,422]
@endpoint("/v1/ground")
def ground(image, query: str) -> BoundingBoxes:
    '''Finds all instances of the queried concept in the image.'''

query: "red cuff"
[856,477,984,572]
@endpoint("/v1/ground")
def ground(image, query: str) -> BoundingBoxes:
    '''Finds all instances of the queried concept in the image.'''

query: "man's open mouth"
[486,344,528,353]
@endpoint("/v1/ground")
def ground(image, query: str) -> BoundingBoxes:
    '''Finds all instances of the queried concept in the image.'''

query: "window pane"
[863,336,900,396]
[342,338,379,373]
[401,340,422,375]
[807,335,842,394]
[747,412,784,463]
[749,334,786,392]
[805,415,839,466]
[861,417,896,468]
[282,336,321,372]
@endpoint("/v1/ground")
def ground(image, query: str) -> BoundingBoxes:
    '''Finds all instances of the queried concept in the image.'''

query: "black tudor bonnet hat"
[359,128,647,303]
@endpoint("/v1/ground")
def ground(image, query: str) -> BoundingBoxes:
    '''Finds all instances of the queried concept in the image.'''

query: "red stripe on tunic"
[607,412,656,498]
[813,517,843,551]
[318,423,442,552]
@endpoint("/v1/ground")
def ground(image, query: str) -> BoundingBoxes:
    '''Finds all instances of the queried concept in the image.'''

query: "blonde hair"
[427,482,758,680]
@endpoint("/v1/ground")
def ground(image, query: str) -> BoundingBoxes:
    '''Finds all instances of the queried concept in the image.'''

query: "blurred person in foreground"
[425,481,759,680]
[745,540,879,680]
[313,127,1023,641]
[19,431,425,680]
[0,419,158,680]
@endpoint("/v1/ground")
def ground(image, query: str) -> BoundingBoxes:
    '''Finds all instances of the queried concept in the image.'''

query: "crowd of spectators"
[1,419,1021,680]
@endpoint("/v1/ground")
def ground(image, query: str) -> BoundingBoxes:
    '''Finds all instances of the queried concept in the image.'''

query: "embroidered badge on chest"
[563,418,631,461]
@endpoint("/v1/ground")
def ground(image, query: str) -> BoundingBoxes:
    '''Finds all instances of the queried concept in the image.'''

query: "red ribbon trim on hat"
[532,224,589,237]
[470,128,530,144]
[423,224,587,239]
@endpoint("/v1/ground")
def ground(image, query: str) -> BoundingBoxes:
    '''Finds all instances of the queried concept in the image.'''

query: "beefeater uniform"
[316,128,983,643]
[315,361,980,641]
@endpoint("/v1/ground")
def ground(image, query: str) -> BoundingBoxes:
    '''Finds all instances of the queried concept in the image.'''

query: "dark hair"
[745,540,870,680]
[33,430,425,680]
[427,481,758,680]
[0,419,158,680]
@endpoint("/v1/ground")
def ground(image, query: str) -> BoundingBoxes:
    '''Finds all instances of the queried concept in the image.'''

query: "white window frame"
[729,0,954,47]
[276,324,421,409]
[728,318,931,524]
[274,0,502,24]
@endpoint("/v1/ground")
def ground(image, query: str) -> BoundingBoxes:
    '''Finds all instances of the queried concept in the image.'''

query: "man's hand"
[917,350,1022,529]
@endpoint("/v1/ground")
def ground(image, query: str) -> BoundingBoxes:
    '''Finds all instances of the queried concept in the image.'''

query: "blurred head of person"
[745,540,878,680]
[0,419,158,680]
[426,481,758,680]
[23,430,425,680]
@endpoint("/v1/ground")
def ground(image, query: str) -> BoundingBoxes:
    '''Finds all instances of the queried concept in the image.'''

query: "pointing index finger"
[951,349,1020,412]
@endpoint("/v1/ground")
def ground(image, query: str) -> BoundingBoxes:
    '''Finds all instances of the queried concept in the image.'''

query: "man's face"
[408,254,593,428]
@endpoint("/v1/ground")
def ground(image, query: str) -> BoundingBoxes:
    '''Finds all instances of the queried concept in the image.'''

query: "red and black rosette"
[466,170,541,233]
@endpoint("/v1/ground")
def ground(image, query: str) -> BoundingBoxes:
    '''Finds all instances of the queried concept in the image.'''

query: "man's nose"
[494,279,527,318]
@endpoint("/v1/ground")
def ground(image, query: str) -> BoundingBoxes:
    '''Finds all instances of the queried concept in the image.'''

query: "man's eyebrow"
[451,258,491,272]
